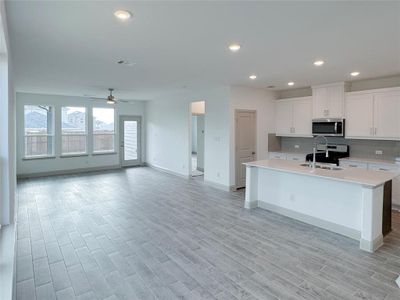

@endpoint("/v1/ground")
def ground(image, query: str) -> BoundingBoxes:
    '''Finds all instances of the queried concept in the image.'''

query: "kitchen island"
[244,159,399,252]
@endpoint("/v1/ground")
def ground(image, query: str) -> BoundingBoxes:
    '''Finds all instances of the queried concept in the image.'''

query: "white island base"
[244,160,394,252]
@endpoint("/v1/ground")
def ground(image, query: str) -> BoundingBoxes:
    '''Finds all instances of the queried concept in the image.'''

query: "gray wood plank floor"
[16,167,400,300]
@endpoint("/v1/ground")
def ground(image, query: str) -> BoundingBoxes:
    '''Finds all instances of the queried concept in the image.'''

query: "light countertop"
[339,157,400,166]
[245,159,399,188]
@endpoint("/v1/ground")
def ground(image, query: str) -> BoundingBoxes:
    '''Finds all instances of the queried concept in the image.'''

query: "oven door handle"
[334,122,338,134]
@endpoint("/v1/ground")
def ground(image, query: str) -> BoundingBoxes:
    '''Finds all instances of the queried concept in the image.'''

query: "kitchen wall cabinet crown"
[275,96,312,137]
[345,87,400,140]
[312,83,349,119]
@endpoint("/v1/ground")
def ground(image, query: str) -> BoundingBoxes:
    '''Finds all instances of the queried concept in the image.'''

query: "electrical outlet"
[375,150,383,155]
[294,145,300,149]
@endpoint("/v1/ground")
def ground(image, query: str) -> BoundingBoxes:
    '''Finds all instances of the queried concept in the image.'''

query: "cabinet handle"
[293,127,295,133]
[349,164,358,168]
[379,168,389,171]
[374,128,377,135]
[370,128,374,135]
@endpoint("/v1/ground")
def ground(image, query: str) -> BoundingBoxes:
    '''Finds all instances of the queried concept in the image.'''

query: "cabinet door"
[286,153,306,162]
[292,97,312,136]
[312,87,329,118]
[345,93,374,138]
[339,160,368,169]
[327,86,344,118]
[275,100,293,136]
[268,152,287,160]
[374,92,400,140]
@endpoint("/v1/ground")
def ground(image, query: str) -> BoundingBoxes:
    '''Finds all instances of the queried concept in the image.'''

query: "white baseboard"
[360,235,384,253]
[17,165,122,179]
[203,180,233,192]
[258,201,361,241]
[144,162,190,179]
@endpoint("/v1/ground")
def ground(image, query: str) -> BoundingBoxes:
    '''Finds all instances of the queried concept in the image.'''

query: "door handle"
[252,151,256,155]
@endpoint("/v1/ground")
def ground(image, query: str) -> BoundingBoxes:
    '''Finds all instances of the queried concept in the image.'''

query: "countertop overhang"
[244,159,399,188]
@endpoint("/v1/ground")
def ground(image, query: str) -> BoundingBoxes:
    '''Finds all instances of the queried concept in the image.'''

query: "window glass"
[24,105,54,157]
[62,107,87,154]
[93,108,115,152]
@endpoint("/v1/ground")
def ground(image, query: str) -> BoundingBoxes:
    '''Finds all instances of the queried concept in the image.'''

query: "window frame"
[61,106,88,156]
[23,104,55,159]
[92,107,116,154]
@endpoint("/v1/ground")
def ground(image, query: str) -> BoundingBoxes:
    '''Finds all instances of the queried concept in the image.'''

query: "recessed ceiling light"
[351,71,360,77]
[249,75,257,80]
[288,82,295,86]
[229,43,241,52]
[313,60,324,66]
[114,10,132,20]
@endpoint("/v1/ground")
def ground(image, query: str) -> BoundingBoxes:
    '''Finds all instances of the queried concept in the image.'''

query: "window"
[24,105,54,157]
[93,107,115,153]
[62,107,87,155]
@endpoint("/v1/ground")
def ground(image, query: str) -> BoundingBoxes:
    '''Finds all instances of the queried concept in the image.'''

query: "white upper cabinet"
[374,91,400,139]
[275,100,292,136]
[292,98,313,136]
[312,83,347,118]
[275,97,312,137]
[345,88,400,140]
[345,93,374,138]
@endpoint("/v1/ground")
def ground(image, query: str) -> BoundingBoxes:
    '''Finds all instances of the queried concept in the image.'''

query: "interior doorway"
[190,101,205,178]
[235,110,256,189]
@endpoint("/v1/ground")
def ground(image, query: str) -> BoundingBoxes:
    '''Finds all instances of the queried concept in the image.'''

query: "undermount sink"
[299,163,343,171]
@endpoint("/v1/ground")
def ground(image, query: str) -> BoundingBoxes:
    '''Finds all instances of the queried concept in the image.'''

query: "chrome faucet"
[312,135,329,170]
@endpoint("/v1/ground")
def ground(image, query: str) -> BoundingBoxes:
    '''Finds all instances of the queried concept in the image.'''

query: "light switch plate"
[375,150,383,155]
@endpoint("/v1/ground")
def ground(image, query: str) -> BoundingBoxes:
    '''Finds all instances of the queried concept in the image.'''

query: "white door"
[374,92,400,139]
[292,97,312,136]
[345,93,374,138]
[275,100,293,136]
[120,116,141,166]
[235,110,256,189]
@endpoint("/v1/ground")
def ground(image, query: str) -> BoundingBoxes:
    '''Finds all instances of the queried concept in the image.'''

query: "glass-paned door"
[120,116,141,166]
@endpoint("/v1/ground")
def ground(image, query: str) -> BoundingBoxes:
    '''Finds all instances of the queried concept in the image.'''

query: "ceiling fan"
[89,88,128,104]
[106,88,116,104]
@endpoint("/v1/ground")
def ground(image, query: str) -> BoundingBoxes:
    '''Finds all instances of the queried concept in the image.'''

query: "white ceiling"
[6,1,400,100]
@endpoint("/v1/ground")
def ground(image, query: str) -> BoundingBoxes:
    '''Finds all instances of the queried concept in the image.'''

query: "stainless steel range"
[306,144,349,166]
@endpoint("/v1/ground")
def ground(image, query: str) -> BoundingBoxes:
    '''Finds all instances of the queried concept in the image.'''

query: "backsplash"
[280,137,400,160]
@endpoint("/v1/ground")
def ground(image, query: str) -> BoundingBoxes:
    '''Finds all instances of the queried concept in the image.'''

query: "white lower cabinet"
[269,152,306,162]
[339,160,368,169]
[340,159,400,207]
[286,153,306,162]
[268,152,287,160]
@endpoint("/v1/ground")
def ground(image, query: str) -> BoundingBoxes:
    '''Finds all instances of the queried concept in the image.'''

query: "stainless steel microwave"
[312,118,345,137]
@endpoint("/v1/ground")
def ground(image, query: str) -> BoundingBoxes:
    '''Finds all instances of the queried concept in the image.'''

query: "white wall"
[0,0,16,226]
[230,86,277,187]
[191,101,205,115]
[145,86,231,189]
[16,92,146,176]
[145,85,276,190]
